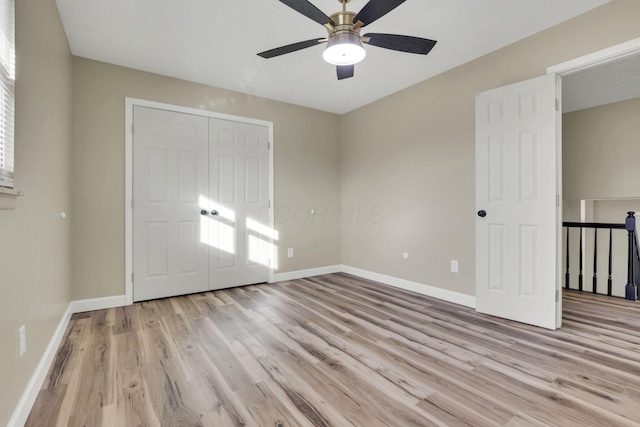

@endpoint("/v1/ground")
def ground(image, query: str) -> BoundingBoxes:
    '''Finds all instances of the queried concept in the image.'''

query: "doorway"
[475,37,640,329]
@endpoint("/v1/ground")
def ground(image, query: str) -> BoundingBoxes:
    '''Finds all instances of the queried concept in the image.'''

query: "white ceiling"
[56,0,610,114]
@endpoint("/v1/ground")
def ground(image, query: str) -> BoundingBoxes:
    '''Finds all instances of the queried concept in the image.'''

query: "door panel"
[475,74,559,330]
[208,118,270,290]
[133,106,209,301]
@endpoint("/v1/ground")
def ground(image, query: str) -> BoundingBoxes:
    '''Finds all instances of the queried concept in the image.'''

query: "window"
[0,0,15,189]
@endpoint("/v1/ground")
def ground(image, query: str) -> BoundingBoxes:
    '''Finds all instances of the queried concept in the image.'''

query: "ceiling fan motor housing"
[323,11,366,65]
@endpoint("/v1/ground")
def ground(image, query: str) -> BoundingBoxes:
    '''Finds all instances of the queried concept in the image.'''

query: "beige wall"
[340,0,640,297]
[0,0,73,424]
[71,58,342,300]
[563,97,640,201]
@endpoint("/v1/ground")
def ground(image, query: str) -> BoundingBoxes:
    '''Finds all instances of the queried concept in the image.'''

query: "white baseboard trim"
[341,265,476,308]
[69,294,127,313]
[7,303,74,427]
[8,294,127,426]
[273,265,342,282]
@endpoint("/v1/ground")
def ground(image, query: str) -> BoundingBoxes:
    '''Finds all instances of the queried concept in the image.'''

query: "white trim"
[7,304,73,427]
[125,97,275,303]
[341,265,476,308]
[548,37,640,76]
[268,124,275,284]
[125,99,134,305]
[69,295,127,314]
[273,265,342,282]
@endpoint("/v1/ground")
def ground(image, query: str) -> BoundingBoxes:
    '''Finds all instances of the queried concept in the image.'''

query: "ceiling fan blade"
[337,65,354,80]
[354,0,407,27]
[363,33,437,55]
[258,38,326,59]
[278,0,334,26]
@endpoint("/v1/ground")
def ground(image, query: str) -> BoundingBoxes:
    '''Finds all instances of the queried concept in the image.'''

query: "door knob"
[200,209,208,216]
[210,210,219,216]
[477,210,487,218]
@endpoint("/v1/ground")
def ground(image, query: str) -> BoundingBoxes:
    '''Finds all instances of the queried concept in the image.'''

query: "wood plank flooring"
[25,273,640,426]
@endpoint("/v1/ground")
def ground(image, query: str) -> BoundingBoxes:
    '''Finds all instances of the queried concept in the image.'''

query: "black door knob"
[200,209,208,216]
[210,210,219,216]
[477,210,487,218]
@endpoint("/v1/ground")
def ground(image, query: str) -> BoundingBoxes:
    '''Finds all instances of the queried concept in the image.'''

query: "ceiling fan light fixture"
[322,31,366,66]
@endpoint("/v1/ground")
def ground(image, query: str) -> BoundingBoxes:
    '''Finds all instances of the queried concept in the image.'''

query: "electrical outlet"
[18,325,26,357]
[287,248,294,258]
[451,260,459,273]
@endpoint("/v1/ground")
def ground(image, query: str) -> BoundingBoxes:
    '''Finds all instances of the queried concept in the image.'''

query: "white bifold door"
[475,74,561,330]
[133,106,270,302]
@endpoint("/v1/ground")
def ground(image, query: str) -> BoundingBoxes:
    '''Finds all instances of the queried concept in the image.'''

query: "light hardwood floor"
[25,273,640,426]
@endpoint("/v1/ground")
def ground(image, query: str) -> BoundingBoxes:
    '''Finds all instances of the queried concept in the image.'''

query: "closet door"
[207,118,270,289]
[132,106,209,301]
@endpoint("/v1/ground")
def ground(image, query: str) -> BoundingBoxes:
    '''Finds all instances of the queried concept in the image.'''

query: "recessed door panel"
[178,220,199,275]
[178,151,198,204]
[146,222,168,278]
[488,224,505,292]
[146,148,167,203]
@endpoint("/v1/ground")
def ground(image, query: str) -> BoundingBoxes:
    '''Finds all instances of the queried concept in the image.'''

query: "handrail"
[563,222,626,229]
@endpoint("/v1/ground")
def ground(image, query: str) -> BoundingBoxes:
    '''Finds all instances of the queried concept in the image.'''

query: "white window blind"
[0,0,15,188]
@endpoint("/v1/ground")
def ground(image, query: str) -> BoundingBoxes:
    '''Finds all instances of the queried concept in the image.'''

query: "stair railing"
[563,212,638,300]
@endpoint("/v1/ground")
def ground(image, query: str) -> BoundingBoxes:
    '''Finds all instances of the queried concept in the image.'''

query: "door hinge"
[555,98,560,112]
[556,195,560,207]
[268,200,271,208]
[268,142,271,150]
[131,124,135,134]
[131,272,134,283]
[556,289,559,302]
[131,199,134,209]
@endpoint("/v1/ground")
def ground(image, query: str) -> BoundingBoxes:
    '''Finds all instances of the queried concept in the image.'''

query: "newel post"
[625,212,637,301]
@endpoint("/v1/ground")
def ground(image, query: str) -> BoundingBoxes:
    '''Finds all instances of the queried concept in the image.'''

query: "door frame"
[547,36,640,324]
[124,98,275,305]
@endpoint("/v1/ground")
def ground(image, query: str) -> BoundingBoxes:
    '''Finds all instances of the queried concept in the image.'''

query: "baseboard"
[341,265,476,308]
[7,304,74,427]
[273,265,342,282]
[8,294,127,426]
[69,294,127,313]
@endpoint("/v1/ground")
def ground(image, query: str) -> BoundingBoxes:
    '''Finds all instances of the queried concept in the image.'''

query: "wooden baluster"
[592,228,597,294]
[607,228,613,297]
[565,227,570,289]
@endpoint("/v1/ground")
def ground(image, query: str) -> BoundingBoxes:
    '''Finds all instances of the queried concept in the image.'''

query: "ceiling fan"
[257,0,437,80]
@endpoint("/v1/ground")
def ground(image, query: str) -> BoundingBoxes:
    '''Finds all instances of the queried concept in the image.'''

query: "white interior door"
[475,73,560,330]
[133,106,209,301]
[207,118,270,290]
